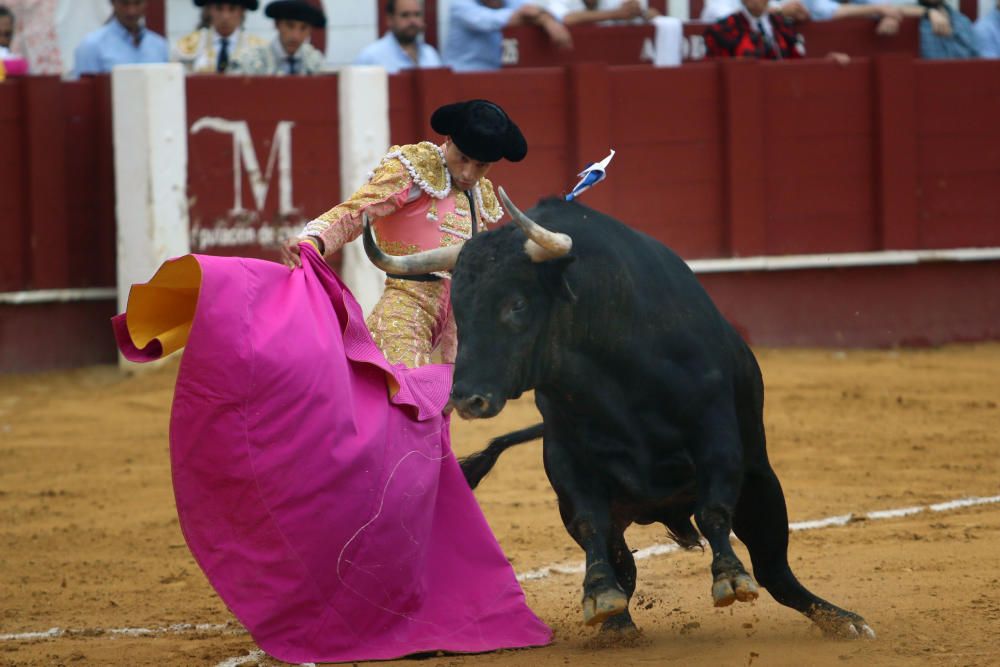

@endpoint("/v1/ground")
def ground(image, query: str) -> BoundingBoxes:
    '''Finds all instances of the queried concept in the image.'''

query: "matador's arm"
[300,156,414,256]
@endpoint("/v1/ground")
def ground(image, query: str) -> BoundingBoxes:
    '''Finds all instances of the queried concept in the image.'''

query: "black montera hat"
[264,0,327,28]
[194,0,260,9]
[431,100,527,163]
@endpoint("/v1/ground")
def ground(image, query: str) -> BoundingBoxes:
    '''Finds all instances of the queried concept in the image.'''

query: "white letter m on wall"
[190,117,297,215]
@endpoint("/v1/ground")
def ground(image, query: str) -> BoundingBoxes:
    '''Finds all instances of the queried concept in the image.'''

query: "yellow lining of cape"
[126,256,202,359]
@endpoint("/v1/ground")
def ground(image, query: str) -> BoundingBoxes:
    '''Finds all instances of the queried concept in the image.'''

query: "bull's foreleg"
[546,444,628,627]
[692,403,760,608]
[555,495,629,627]
[600,533,639,635]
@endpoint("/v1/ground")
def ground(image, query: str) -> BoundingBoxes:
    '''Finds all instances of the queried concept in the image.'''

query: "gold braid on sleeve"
[301,154,414,254]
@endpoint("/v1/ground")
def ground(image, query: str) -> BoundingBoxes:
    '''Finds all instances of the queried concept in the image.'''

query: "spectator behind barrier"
[704,0,850,61]
[798,0,982,46]
[546,0,660,25]
[2,0,64,74]
[229,0,327,75]
[907,0,979,58]
[975,0,1000,56]
[354,0,443,73]
[0,4,13,55]
[73,0,169,76]
[0,3,28,78]
[172,0,266,73]
[443,0,572,72]
[800,0,905,31]
[702,0,810,23]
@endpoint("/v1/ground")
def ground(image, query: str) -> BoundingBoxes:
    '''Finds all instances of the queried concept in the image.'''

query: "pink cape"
[111,246,551,664]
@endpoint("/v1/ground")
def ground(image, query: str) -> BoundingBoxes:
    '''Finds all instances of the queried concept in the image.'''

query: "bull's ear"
[539,255,577,303]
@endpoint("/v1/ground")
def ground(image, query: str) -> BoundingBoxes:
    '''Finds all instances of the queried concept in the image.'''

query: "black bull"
[363,191,874,640]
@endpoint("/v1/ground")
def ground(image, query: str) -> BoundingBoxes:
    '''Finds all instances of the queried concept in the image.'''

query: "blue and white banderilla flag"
[565,149,615,201]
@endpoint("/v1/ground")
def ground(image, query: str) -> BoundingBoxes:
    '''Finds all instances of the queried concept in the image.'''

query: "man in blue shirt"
[443,0,571,72]
[74,0,169,76]
[354,0,443,73]
[797,0,980,52]
[914,0,979,59]
[974,0,1000,57]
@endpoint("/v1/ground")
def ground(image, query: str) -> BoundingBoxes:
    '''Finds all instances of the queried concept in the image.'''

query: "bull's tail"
[662,507,704,551]
[459,423,544,489]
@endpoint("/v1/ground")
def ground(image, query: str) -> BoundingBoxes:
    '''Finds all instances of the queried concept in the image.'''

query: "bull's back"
[530,198,761,438]
[530,199,739,353]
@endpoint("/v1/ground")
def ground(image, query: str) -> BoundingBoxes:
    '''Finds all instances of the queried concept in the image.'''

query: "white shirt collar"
[212,28,241,51]
[739,5,774,40]
[271,38,302,61]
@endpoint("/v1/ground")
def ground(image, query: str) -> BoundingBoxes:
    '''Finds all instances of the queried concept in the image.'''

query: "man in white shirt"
[701,0,809,22]
[547,0,659,25]
[172,0,266,73]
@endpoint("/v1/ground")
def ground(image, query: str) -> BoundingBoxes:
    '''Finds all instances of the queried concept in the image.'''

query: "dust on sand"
[1,345,998,666]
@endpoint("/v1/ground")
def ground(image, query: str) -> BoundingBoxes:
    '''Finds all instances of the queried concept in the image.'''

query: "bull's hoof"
[810,608,877,640]
[600,610,639,637]
[711,572,760,607]
[582,587,629,626]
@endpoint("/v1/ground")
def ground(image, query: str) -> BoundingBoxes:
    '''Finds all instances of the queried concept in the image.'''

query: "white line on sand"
[0,623,239,642]
[3,493,998,664]
[514,494,1000,582]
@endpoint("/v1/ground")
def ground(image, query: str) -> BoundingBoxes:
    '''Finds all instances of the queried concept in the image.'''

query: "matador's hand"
[281,237,320,269]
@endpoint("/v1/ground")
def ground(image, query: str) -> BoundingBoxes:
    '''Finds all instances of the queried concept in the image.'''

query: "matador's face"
[443,140,495,193]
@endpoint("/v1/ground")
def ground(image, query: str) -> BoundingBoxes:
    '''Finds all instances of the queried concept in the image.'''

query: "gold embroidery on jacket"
[366,279,453,368]
[439,193,473,242]
[477,177,504,225]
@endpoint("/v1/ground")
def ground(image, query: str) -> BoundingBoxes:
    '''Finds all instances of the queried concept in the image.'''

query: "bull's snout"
[447,386,504,420]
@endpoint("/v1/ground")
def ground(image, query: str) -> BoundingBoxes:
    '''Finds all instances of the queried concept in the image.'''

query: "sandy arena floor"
[1,344,999,666]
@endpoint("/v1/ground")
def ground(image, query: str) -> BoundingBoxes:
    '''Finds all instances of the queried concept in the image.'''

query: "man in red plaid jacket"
[704,0,806,59]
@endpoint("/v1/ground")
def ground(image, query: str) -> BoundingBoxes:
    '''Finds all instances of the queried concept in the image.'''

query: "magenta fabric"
[112,247,551,663]
[0,58,29,76]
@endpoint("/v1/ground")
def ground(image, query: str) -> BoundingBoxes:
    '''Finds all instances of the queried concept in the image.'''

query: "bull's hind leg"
[693,403,760,608]
[733,465,875,639]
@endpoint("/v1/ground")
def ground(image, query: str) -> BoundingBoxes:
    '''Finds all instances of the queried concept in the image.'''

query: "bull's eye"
[501,296,528,329]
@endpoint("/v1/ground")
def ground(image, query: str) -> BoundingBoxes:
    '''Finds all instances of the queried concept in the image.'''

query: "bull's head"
[363,188,576,420]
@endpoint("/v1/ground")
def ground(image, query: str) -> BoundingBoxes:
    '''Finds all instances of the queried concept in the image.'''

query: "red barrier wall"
[914,61,1000,249]
[0,76,115,293]
[389,58,1000,261]
[0,76,117,372]
[702,261,1000,348]
[3,57,1000,370]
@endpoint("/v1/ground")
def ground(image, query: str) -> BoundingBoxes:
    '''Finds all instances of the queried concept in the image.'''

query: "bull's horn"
[363,213,462,274]
[498,187,572,262]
